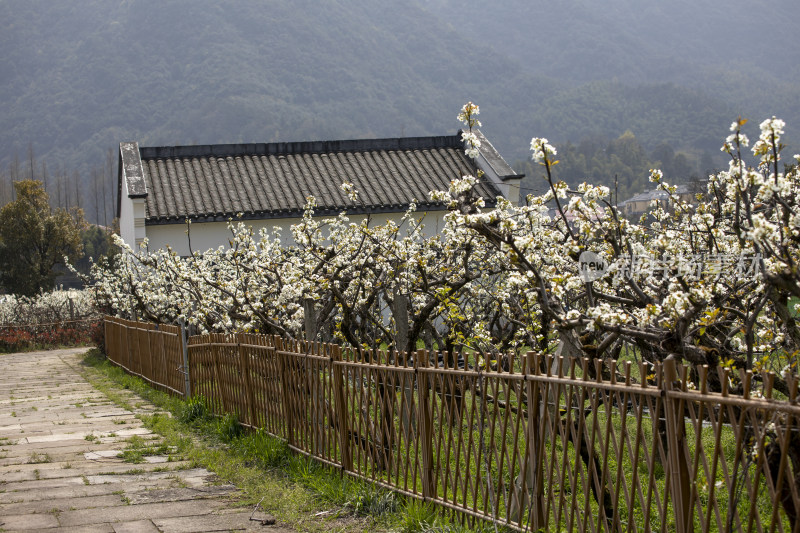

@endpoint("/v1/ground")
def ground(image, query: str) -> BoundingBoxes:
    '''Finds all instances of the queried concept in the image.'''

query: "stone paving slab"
[0,494,123,516]
[0,477,203,504]
[0,512,60,530]
[111,520,160,533]
[154,512,273,532]
[38,526,115,533]
[57,499,227,527]
[0,348,289,533]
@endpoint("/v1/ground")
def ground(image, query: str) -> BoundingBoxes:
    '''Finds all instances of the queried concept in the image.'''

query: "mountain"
[1,0,798,221]
[420,0,800,151]
[1,1,561,171]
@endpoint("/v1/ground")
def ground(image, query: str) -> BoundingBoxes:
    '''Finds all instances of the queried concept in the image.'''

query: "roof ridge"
[138,133,463,160]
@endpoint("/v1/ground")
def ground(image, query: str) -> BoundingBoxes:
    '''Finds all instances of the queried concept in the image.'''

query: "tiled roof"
[121,133,515,225]
[621,184,691,205]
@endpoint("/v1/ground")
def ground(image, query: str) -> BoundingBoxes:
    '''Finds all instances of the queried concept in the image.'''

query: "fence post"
[147,325,156,383]
[522,352,546,529]
[210,339,226,414]
[104,318,111,360]
[157,325,167,391]
[416,349,436,500]
[331,344,352,472]
[238,343,257,427]
[663,358,691,533]
[179,319,191,398]
[278,338,294,446]
[126,319,133,371]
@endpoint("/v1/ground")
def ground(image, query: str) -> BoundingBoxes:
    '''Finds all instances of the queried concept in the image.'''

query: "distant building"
[620,184,696,218]
[117,131,523,255]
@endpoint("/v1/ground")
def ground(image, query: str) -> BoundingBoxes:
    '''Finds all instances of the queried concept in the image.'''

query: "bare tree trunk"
[41,161,48,195]
[104,147,113,227]
[92,167,101,225]
[109,147,117,224]
[57,171,64,208]
[0,168,8,204]
[72,170,81,209]
[27,142,35,181]
[11,151,20,199]
[303,298,317,341]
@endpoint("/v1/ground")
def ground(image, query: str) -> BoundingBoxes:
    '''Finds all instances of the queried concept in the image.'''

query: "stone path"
[0,348,286,532]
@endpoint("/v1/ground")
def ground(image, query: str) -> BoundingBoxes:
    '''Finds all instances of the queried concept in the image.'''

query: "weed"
[230,428,290,469]
[167,474,188,488]
[348,484,397,517]
[33,469,40,480]
[215,412,243,443]
[27,452,52,464]
[62,462,72,469]
[179,396,210,424]
[118,434,170,463]
[401,501,442,533]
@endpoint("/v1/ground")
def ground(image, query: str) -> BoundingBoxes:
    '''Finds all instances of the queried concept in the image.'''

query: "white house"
[117,130,523,255]
[620,184,697,219]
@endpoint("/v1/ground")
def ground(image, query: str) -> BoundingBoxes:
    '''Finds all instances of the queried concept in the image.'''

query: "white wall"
[118,179,147,249]
[141,210,448,256]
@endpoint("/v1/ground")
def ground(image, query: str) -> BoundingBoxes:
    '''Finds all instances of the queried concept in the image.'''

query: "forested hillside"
[1,0,798,223]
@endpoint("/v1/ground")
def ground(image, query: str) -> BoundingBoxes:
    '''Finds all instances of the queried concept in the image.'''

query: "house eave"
[142,202,471,226]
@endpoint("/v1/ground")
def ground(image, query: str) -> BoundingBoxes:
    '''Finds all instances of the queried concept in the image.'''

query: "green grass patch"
[118,434,172,464]
[76,348,425,532]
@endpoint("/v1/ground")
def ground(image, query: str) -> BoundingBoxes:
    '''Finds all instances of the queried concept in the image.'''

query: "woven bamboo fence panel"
[104,316,184,396]
[104,317,800,533]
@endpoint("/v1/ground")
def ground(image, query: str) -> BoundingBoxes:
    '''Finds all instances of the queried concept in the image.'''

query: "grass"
[75,348,461,533]
[27,452,52,464]
[118,434,172,464]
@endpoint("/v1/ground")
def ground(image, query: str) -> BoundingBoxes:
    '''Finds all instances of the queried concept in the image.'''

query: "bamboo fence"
[104,316,185,396]
[103,316,800,533]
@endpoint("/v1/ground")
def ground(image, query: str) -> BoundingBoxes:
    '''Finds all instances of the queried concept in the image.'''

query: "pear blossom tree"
[83,102,800,520]
[439,113,799,391]
[434,106,800,521]
[86,103,799,387]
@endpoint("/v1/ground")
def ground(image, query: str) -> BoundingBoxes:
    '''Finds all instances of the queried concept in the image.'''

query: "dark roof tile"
[126,133,508,224]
